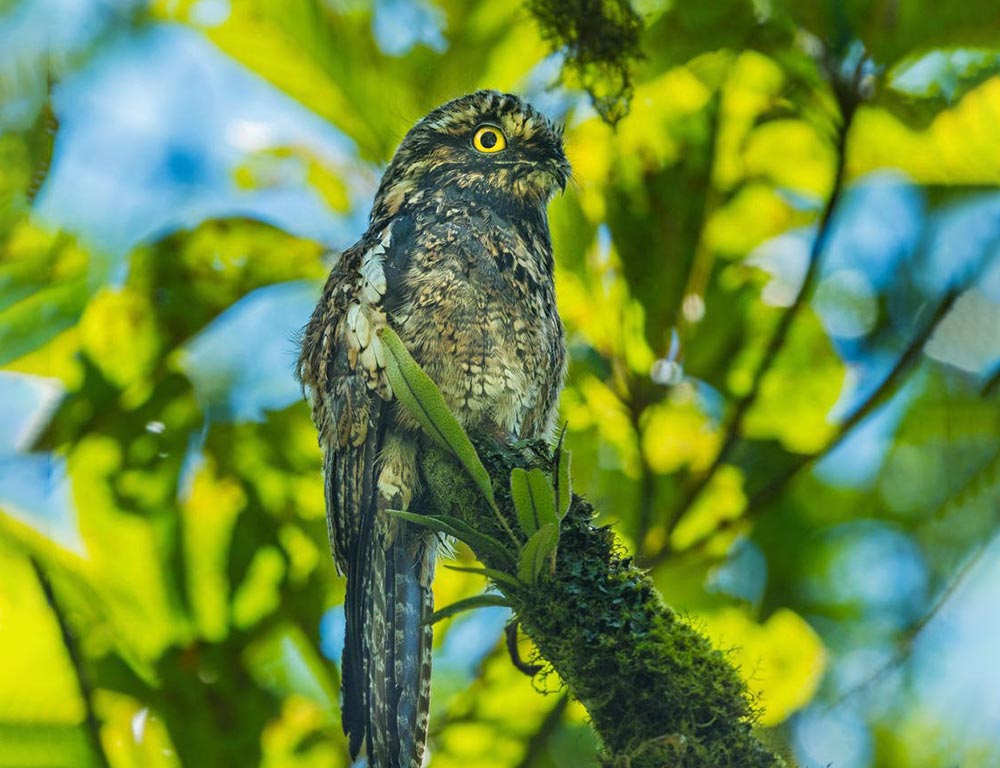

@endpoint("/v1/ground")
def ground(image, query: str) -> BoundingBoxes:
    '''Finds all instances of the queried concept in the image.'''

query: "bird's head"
[370,90,570,223]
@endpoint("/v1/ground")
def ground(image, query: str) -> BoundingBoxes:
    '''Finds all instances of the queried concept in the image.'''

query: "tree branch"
[671,287,963,558]
[830,529,997,708]
[659,83,857,547]
[419,440,785,768]
[29,557,111,768]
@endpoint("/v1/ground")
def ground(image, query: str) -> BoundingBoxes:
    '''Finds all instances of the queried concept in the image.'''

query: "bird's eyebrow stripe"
[414,93,561,150]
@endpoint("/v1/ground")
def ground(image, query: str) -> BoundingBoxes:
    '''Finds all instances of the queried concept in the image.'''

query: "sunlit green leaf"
[0,722,96,768]
[509,467,557,537]
[517,523,559,586]
[380,327,502,516]
[182,461,246,641]
[0,280,88,367]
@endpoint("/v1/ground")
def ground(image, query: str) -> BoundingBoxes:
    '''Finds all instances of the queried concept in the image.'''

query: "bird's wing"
[300,220,433,767]
[300,228,394,566]
[299,226,395,756]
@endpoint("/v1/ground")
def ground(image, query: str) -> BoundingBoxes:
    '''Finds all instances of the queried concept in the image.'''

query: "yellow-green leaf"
[510,467,558,537]
[698,607,827,726]
[379,327,498,512]
[517,524,559,586]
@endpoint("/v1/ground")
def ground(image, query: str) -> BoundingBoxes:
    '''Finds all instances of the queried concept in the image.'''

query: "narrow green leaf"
[444,564,523,593]
[528,469,558,528]
[510,468,537,536]
[26,98,58,205]
[510,467,558,537]
[380,328,498,509]
[517,523,559,586]
[384,510,514,567]
[427,593,511,624]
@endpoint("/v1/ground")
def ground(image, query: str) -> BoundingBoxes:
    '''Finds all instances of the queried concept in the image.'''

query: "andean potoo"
[298,90,570,768]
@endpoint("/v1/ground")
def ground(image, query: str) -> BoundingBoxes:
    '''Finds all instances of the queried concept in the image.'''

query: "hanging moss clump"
[525,0,643,125]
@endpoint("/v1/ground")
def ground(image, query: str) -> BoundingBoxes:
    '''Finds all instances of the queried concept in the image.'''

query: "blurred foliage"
[1,1,999,767]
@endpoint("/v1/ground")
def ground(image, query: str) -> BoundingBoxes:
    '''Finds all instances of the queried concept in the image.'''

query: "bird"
[298,90,569,768]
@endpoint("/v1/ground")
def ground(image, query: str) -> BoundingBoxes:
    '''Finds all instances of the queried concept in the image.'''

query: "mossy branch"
[418,438,786,768]
[380,324,783,766]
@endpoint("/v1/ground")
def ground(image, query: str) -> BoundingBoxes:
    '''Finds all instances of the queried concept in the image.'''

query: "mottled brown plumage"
[298,90,569,767]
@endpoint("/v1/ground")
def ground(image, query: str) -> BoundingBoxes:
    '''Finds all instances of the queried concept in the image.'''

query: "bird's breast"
[391,244,562,439]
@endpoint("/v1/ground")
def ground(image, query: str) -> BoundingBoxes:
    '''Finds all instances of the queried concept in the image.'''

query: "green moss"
[418,438,785,768]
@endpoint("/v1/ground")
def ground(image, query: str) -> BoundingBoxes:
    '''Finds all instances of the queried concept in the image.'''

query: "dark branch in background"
[654,56,866,554]
[525,0,643,124]
[981,364,1000,398]
[420,440,785,768]
[672,286,964,558]
[29,558,111,768]
[831,529,998,708]
[514,694,571,768]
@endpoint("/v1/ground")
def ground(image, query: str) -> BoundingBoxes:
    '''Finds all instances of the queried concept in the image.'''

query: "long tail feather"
[365,517,434,768]
[338,451,369,759]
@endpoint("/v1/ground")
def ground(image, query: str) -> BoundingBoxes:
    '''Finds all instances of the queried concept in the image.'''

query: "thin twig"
[855,444,1000,695]
[749,289,961,508]
[660,96,856,544]
[29,558,111,768]
[830,531,997,708]
[629,392,658,549]
[671,287,963,558]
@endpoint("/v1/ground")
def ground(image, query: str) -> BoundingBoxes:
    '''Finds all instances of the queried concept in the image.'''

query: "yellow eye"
[472,125,506,153]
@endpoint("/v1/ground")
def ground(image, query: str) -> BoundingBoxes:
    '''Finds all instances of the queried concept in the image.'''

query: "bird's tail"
[343,510,434,768]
